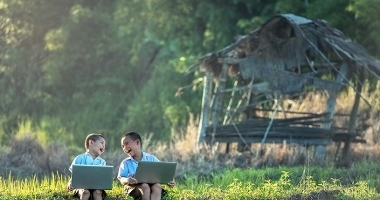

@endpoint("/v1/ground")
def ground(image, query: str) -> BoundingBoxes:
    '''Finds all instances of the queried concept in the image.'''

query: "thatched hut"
[190,14,380,163]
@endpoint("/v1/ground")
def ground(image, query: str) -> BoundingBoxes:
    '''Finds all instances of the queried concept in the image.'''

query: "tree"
[0,0,74,141]
[348,0,380,57]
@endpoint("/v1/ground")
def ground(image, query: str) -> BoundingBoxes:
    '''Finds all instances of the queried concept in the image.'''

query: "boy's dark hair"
[123,131,142,148]
[85,133,105,149]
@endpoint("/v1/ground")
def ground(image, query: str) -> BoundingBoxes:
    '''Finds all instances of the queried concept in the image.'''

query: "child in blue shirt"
[67,133,107,200]
[117,131,175,200]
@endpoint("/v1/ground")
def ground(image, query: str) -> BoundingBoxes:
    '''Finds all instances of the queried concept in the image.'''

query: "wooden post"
[211,62,229,146]
[256,99,279,156]
[223,80,238,124]
[318,63,348,162]
[341,73,364,165]
[238,78,254,152]
[197,72,213,147]
[223,80,238,153]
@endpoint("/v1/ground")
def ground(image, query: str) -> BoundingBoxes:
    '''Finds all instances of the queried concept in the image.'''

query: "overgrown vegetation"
[1,101,380,199]
[0,1,379,199]
[0,0,379,148]
[1,162,380,199]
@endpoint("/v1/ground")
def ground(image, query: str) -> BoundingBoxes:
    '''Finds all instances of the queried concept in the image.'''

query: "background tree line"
[0,0,378,152]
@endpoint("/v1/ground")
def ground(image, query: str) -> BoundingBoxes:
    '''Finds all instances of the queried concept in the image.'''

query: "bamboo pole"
[238,78,254,151]
[341,73,364,165]
[223,80,238,124]
[317,63,347,162]
[211,63,229,146]
[197,72,213,147]
[256,99,279,157]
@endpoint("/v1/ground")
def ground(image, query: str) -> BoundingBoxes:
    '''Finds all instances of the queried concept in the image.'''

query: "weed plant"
[1,84,380,199]
[1,163,380,200]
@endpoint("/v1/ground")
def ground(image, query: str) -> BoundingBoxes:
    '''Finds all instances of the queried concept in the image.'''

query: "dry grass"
[0,82,379,180]
[1,126,380,181]
[0,135,69,178]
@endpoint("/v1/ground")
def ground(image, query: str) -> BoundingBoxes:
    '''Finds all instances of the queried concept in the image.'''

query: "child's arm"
[119,176,138,185]
[167,180,175,188]
[118,160,137,185]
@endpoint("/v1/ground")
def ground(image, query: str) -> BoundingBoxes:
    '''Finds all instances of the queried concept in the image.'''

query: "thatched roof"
[192,14,380,95]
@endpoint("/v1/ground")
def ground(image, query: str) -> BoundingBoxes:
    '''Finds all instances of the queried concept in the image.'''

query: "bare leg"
[78,189,91,200]
[132,183,151,200]
[151,183,162,200]
[92,190,103,200]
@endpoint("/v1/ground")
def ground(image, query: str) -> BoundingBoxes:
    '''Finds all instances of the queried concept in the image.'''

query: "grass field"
[1,161,380,200]
[1,86,379,199]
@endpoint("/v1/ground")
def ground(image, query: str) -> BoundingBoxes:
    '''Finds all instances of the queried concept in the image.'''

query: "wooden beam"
[317,63,348,161]
[210,63,229,145]
[217,57,241,64]
[208,136,332,145]
[197,72,213,146]
[223,80,238,124]
[218,82,271,93]
[341,72,365,165]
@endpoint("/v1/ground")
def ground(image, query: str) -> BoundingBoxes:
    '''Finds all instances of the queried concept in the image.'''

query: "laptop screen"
[72,165,114,190]
[135,161,177,184]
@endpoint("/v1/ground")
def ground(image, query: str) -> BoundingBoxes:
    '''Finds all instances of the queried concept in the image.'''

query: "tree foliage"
[0,0,378,149]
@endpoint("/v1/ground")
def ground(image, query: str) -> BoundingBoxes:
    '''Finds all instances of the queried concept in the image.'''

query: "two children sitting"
[67,132,175,200]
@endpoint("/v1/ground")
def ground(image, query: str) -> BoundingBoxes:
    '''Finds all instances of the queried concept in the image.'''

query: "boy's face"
[88,137,106,157]
[121,136,140,157]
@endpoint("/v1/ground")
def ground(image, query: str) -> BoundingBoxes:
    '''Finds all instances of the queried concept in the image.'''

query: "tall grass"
[0,82,380,199]
[3,165,380,199]
[0,173,69,199]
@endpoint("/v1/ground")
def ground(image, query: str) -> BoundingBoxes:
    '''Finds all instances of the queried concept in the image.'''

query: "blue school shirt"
[69,151,106,172]
[117,151,159,179]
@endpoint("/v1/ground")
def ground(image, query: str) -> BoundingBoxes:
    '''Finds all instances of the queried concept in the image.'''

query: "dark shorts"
[124,184,167,199]
[72,189,107,199]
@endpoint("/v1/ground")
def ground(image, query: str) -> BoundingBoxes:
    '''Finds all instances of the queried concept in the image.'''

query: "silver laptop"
[135,161,177,184]
[71,165,114,190]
